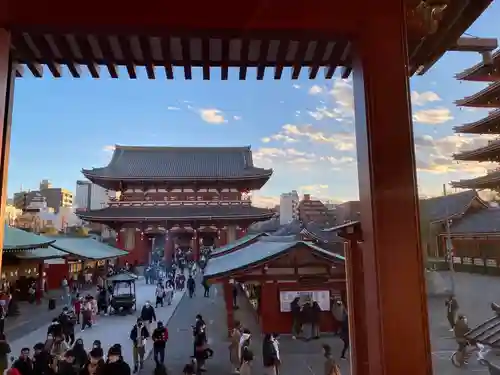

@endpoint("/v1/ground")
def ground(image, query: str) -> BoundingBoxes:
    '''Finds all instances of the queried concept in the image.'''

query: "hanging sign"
[279,290,330,312]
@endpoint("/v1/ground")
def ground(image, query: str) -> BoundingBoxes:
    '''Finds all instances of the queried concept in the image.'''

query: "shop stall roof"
[106,271,139,283]
[211,232,268,256]
[204,240,345,280]
[14,246,67,260]
[3,225,56,251]
[49,237,129,260]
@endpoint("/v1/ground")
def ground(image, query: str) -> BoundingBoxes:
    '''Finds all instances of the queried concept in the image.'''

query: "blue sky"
[8,3,500,207]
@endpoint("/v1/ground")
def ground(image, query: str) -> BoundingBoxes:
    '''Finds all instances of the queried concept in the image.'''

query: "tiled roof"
[212,233,267,256]
[82,145,272,181]
[273,220,302,236]
[49,237,129,260]
[449,208,500,234]
[301,222,344,243]
[204,240,345,280]
[3,225,56,251]
[77,205,274,222]
[14,247,67,260]
[419,190,486,222]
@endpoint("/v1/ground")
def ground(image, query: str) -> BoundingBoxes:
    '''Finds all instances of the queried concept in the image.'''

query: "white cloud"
[261,137,271,143]
[103,145,115,152]
[414,133,495,175]
[167,106,180,110]
[199,108,227,124]
[329,79,354,118]
[411,91,441,106]
[252,195,280,208]
[413,108,454,124]
[293,84,301,89]
[281,124,355,151]
[233,115,242,121]
[308,85,323,95]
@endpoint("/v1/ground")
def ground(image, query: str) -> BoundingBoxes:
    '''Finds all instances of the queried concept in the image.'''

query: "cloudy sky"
[7,3,500,207]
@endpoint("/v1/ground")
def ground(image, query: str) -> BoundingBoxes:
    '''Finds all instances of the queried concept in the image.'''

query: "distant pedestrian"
[262,334,280,375]
[322,344,341,375]
[130,318,149,373]
[339,314,349,360]
[155,284,165,308]
[446,295,459,331]
[202,280,210,298]
[187,276,196,298]
[140,301,156,333]
[0,333,11,375]
[152,321,168,367]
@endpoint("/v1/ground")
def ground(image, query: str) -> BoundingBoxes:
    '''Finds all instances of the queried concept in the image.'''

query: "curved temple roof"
[82,146,272,185]
[455,50,500,81]
[453,140,500,161]
[451,171,500,190]
[453,109,500,134]
[77,205,275,223]
[203,239,344,281]
[3,225,56,251]
[455,81,500,108]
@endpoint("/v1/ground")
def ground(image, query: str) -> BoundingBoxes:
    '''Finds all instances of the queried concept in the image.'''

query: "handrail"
[107,200,253,208]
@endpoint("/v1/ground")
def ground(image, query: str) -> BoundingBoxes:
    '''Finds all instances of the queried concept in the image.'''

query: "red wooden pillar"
[223,280,235,337]
[344,238,368,375]
[352,3,431,375]
[0,30,14,277]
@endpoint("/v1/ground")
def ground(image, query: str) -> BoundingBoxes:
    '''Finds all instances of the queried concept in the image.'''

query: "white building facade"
[279,190,299,225]
[75,180,116,211]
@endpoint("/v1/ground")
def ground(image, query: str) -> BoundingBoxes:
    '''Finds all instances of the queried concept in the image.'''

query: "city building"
[333,200,361,224]
[76,145,275,265]
[4,204,22,225]
[13,181,73,213]
[297,194,335,225]
[279,190,299,225]
[75,180,117,211]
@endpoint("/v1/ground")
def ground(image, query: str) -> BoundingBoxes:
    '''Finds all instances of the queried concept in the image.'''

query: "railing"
[429,256,500,276]
[108,200,253,208]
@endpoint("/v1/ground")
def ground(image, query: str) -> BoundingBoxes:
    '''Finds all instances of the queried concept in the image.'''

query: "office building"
[279,190,299,225]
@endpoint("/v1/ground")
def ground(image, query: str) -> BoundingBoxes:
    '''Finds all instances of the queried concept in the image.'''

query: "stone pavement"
[144,283,350,375]
[429,271,500,375]
[8,278,186,366]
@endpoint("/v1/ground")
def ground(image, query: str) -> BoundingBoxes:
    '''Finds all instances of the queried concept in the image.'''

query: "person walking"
[164,281,174,306]
[187,275,196,298]
[228,321,242,373]
[446,295,459,331]
[339,314,349,360]
[130,318,149,373]
[262,334,280,375]
[140,301,156,333]
[155,284,165,308]
[0,333,10,375]
[322,344,341,375]
[239,333,253,375]
[151,321,168,367]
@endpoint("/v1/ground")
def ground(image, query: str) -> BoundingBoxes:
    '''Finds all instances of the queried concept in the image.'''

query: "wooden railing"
[429,256,500,276]
[108,200,253,208]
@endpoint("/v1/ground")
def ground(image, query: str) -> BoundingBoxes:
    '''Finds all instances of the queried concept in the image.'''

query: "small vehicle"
[105,271,138,315]
[450,342,489,367]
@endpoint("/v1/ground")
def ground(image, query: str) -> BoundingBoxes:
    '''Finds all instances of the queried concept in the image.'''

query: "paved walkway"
[8,279,186,365]
[145,283,350,375]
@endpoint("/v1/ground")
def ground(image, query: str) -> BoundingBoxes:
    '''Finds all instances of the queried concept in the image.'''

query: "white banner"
[279,290,330,312]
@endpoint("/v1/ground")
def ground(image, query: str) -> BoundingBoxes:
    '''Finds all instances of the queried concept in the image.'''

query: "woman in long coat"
[229,321,242,372]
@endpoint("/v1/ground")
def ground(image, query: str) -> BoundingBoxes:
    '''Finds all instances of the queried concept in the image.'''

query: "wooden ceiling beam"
[274,39,287,80]
[12,33,43,77]
[292,40,309,79]
[180,37,192,80]
[325,41,348,79]
[239,39,249,80]
[160,36,174,79]
[30,35,62,77]
[97,35,118,78]
[139,36,155,79]
[256,39,269,80]
[117,35,136,79]
[53,34,81,78]
[308,39,327,79]
[14,64,24,77]
[76,35,100,78]
[220,38,230,80]
[201,38,210,80]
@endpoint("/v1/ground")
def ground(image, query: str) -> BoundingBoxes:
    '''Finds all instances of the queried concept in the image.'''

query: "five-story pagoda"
[77,145,274,265]
[451,51,500,190]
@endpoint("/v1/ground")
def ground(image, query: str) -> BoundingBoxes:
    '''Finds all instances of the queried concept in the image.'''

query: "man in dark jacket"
[12,347,34,375]
[140,302,156,333]
[339,314,349,360]
[262,334,280,375]
[57,350,77,375]
[290,297,301,339]
[102,345,131,375]
[32,343,49,375]
[130,319,149,373]
[187,276,196,298]
[151,321,168,366]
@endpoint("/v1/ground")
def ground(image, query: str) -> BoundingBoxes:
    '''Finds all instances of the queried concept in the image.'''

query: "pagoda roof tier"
[451,170,500,189]
[453,139,500,162]
[76,205,274,224]
[455,81,500,108]
[453,109,500,134]
[82,145,272,190]
[455,50,500,82]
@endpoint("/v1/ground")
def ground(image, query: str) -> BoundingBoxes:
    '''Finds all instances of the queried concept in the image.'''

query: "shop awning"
[204,239,345,280]
[3,225,56,251]
[49,237,129,260]
[211,233,268,256]
[14,247,68,260]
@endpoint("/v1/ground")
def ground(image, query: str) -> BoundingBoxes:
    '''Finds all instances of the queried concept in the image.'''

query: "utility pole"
[443,184,456,295]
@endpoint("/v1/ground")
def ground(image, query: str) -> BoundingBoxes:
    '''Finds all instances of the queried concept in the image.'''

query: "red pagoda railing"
[107,200,253,208]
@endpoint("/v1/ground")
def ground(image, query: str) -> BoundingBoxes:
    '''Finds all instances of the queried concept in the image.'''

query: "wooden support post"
[344,238,369,375]
[352,3,432,375]
[223,280,235,337]
[0,30,14,277]
[36,262,44,305]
